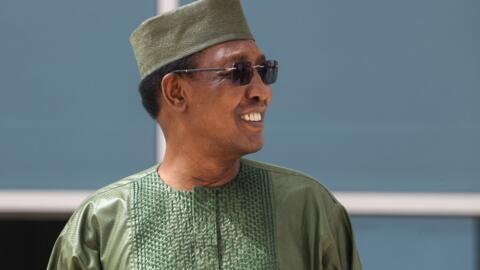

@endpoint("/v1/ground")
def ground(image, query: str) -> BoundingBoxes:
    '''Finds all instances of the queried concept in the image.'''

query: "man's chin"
[239,141,264,156]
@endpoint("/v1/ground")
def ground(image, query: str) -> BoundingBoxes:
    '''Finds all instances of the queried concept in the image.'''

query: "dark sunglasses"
[172,59,279,86]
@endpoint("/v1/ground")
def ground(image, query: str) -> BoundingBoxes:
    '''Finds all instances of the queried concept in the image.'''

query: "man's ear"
[161,73,188,112]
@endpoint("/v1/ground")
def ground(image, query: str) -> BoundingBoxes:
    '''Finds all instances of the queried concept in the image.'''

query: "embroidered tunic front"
[47,159,362,270]
[130,163,277,269]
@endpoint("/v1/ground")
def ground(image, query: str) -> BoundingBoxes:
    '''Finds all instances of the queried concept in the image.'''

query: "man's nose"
[245,70,272,106]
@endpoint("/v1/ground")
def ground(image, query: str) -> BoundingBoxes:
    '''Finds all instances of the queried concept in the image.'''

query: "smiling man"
[47,0,361,269]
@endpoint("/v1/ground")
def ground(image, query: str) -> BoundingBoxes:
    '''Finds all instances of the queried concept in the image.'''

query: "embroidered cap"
[130,0,254,79]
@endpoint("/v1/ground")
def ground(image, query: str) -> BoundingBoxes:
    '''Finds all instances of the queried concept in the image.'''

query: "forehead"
[195,39,265,65]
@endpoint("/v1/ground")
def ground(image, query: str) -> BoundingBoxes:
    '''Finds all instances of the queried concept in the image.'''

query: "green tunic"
[47,158,361,270]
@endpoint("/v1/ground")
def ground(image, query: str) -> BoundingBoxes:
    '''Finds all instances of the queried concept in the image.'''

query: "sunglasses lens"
[232,61,253,86]
[259,60,278,85]
[231,60,278,86]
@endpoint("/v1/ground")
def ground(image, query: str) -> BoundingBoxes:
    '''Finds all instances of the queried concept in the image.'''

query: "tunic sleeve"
[322,204,362,270]
[47,201,102,270]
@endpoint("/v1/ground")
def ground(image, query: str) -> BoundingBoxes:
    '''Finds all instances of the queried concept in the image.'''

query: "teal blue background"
[240,0,480,193]
[1,0,479,269]
[0,0,156,189]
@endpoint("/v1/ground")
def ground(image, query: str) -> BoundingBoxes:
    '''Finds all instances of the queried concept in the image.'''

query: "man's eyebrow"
[256,54,266,63]
[221,53,266,65]
[221,54,248,65]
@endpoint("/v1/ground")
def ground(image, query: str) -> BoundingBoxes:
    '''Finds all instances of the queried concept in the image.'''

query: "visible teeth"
[241,112,262,122]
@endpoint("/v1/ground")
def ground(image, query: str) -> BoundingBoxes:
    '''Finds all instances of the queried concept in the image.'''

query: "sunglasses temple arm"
[173,67,235,74]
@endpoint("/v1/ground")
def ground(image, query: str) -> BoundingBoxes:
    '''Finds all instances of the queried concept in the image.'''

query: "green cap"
[130,0,254,79]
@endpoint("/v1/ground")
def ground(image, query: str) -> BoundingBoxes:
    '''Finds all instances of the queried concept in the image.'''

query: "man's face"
[181,40,272,158]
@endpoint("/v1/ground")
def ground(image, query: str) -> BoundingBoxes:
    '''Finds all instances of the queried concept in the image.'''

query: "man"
[48,0,362,269]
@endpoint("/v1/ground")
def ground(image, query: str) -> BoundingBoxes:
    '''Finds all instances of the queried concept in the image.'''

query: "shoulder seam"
[242,158,341,205]
[242,158,321,185]
[86,166,157,200]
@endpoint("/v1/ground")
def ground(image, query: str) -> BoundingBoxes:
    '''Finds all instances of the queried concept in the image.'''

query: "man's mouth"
[240,112,262,122]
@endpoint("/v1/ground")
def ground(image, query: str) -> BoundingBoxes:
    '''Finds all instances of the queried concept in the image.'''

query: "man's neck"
[158,150,241,191]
